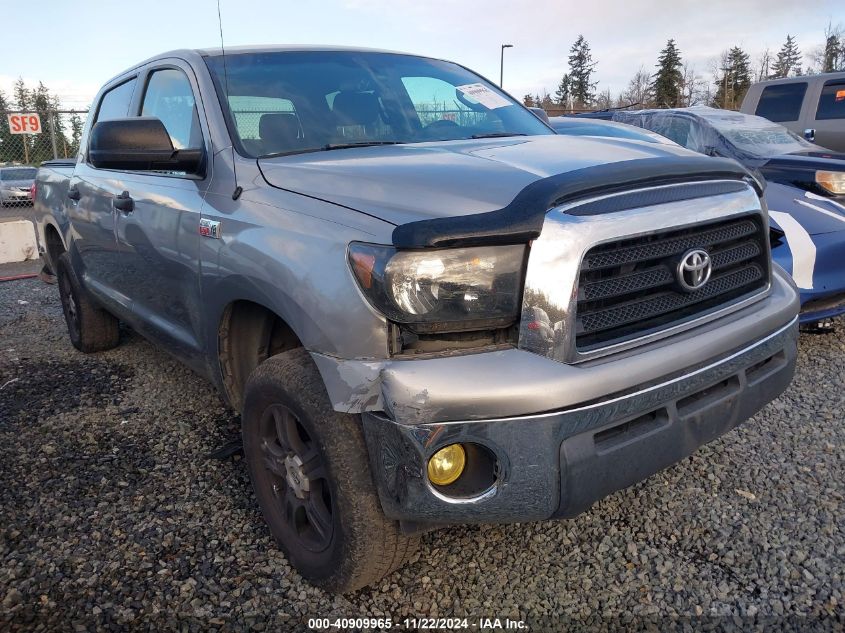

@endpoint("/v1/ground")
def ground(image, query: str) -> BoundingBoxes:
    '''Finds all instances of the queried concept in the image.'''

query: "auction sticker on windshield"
[456,83,512,109]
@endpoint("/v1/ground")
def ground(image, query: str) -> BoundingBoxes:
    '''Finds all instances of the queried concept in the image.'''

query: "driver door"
[111,62,212,369]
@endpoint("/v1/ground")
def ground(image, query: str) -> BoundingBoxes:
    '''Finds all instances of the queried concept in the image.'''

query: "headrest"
[333,92,380,127]
[259,112,301,152]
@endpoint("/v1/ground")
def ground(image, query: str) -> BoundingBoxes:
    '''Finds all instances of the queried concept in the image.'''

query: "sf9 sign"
[7,113,42,134]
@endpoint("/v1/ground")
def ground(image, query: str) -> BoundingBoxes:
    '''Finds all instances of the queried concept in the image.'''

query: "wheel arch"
[216,296,305,412]
[42,220,67,274]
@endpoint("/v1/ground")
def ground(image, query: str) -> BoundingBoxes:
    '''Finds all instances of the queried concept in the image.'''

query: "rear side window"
[816,80,845,120]
[95,78,137,123]
[141,68,203,149]
[754,83,807,122]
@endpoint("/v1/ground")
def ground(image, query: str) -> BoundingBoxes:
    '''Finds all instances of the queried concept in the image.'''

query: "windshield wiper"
[322,141,406,151]
[471,132,528,139]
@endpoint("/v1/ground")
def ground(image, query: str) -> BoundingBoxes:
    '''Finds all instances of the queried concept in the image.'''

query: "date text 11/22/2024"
[308,617,528,630]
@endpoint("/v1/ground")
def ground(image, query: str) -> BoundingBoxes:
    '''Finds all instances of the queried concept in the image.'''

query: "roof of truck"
[748,70,845,87]
[100,45,442,89]
[194,44,415,57]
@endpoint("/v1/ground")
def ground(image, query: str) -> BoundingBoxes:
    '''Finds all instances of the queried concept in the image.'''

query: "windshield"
[205,51,552,158]
[692,110,818,159]
[0,168,37,181]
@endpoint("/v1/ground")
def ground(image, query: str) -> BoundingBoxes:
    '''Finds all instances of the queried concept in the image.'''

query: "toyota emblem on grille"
[677,249,712,292]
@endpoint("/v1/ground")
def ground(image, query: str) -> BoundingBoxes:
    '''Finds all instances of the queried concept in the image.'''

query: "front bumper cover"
[361,317,798,524]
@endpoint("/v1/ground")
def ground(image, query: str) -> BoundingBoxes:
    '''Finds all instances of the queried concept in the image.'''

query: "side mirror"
[89,117,204,174]
[803,128,816,142]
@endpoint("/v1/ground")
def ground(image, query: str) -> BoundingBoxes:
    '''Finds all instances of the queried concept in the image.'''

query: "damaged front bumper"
[311,267,799,524]
[361,316,797,524]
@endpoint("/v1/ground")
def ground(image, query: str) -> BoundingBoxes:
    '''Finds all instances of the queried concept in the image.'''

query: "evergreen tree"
[554,74,571,108]
[567,35,597,108]
[651,39,684,108]
[821,26,843,72]
[69,113,84,156]
[771,35,801,78]
[13,77,30,111]
[713,47,752,110]
[0,90,14,164]
[821,35,839,72]
[522,94,535,107]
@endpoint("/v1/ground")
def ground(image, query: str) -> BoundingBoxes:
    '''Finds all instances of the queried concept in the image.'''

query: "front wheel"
[242,348,418,592]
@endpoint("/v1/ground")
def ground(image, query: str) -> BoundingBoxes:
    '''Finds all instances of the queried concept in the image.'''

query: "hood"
[258,135,700,226]
[764,150,845,170]
[766,181,845,236]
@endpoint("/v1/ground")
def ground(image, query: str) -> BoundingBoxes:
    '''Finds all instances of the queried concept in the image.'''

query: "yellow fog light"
[816,170,845,195]
[427,444,466,486]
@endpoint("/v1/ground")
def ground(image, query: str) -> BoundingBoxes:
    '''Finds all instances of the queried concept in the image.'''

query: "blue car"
[552,109,845,325]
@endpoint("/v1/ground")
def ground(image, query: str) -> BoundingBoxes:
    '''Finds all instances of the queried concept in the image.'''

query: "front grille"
[576,215,769,350]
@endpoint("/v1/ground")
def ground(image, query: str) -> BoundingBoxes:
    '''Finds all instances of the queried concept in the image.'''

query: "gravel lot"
[0,272,843,631]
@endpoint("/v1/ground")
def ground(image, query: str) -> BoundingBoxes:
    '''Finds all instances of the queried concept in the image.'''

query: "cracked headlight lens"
[349,243,526,332]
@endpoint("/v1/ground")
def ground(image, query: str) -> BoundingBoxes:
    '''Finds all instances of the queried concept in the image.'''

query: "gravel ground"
[0,273,843,632]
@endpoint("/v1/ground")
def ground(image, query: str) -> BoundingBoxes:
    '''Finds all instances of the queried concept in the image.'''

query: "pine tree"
[523,94,535,107]
[13,78,30,111]
[69,113,84,156]
[821,35,839,72]
[651,39,684,108]
[821,25,843,72]
[567,35,597,108]
[0,90,15,164]
[771,35,801,78]
[713,47,752,110]
[554,74,571,108]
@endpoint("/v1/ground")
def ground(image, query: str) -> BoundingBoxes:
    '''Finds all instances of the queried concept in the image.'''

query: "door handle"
[113,191,134,214]
[67,186,81,201]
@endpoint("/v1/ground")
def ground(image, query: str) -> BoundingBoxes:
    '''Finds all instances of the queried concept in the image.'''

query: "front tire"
[56,253,120,353]
[242,348,418,592]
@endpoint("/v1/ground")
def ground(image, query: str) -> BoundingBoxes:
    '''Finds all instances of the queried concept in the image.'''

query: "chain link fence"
[1,109,89,167]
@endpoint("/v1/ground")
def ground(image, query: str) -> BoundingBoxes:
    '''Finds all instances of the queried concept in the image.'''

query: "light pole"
[500,44,513,87]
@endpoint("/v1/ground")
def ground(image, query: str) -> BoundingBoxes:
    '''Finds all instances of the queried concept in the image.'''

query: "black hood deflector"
[391,156,758,248]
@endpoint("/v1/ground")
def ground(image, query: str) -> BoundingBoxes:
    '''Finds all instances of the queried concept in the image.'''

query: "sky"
[2,0,843,111]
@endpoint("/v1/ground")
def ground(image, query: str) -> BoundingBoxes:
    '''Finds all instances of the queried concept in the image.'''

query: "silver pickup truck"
[34,46,799,592]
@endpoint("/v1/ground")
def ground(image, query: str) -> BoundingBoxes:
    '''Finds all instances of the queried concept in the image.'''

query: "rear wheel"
[242,348,418,592]
[56,253,120,353]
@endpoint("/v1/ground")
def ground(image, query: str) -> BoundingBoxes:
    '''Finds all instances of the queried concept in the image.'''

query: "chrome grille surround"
[517,180,772,364]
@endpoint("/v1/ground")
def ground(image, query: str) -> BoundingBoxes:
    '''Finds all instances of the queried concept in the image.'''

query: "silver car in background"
[0,166,37,206]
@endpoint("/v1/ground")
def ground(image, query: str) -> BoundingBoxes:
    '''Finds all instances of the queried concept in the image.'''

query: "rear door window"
[815,80,845,120]
[94,78,137,123]
[754,83,807,122]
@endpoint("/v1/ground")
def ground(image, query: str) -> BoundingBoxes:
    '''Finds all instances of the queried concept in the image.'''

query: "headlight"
[348,242,526,332]
[816,170,845,195]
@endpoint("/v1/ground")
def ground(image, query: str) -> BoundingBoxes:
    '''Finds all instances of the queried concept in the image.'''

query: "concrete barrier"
[0,220,38,264]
